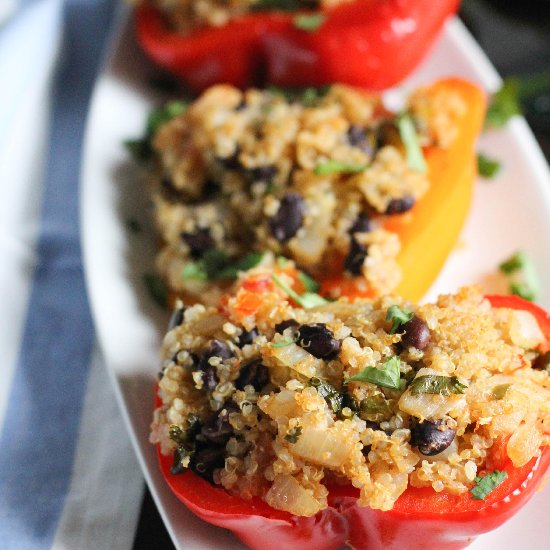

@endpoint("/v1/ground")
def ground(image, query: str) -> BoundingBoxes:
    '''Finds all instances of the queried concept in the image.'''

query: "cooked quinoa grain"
[151,266,550,516]
[147,83,461,303]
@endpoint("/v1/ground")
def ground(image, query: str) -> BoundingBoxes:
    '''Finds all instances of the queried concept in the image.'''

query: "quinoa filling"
[151,265,550,517]
[148,83,464,304]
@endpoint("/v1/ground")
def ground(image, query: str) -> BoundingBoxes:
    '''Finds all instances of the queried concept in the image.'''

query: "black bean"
[533,351,550,373]
[385,196,415,215]
[297,324,341,359]
[269,192,305,242]
[347,125,376,155]
[181,228,214,258]
[410,419,455,456]
[275,319,299,334]
[236,359,270,391]
[237,327,259,347]
[200,409,234,445]
[168,305,186,331]
[191,444,225,482]
[344,239,368,276]
[401,316,431,350]
[249,165,277,182]
[235,98,247,111]
[217,148,241,170]
[197,340,234,391]
[349,214,372,235]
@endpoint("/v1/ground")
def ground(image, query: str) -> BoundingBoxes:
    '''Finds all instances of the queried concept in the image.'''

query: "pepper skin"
[321,78,486,302]
[157,295,550,550]
[135,0,458,92]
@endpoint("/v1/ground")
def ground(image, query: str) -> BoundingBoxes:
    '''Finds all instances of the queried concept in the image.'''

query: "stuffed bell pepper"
[151,263,550,549]
[140,77,484,306]
[133,0,459,91]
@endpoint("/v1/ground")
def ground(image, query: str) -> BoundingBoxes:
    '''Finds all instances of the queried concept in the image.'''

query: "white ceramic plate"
[81,6,550,549]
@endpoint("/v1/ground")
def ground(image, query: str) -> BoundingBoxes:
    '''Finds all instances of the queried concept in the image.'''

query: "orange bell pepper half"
[322,78,486,302]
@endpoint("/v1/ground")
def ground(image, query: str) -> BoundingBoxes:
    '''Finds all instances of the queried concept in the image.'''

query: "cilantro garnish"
[345,356,402,390]
[268,85,331,107]
[272,273,328,308]
[397,113,427,174]
[386,305,414,334]
[143,273,168,307]
[359,395,390,416]
[485,79,521,129]
[408,375,467,396]
[310,378,344,414]
[477,152,501,179]
[314,160,367,176]
[285,426,303,443]
[146,101,188,136]
[470,470,508,500]
[499,251,540,302]
[293,13,326,32]
[298,271,320,293]
[272,338,297,348]
[182,251,263,282]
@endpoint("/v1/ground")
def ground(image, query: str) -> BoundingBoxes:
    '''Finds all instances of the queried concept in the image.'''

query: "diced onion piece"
[507,423,542,467]
[270,343,327,379]
[508,310,544,349]
[291,425,354,468]
[259,389,300,420]
[398,390,466,421]
[265,475,322,517]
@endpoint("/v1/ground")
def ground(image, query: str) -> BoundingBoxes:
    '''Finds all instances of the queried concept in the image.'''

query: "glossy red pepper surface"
[135,0,459,92]
[157,295,550,549]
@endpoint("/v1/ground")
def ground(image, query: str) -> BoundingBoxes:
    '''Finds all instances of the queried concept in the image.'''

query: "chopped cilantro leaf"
[182,251,263,282]
[298,271,320,293]
[397,113,427,174]
[499,251,540,302]
[485,78,521,129]
[272,338,297,348]
[346,356,402,390]
[268,85,331,106]
[217,252,264,279]
[386,305,414,334]
[272,274,328,308]
[477,152,501,179]
[314,160,367,176]
[293,13,326,32]
[408,375,467,396]
[310,378,344,413]
[359,395,390,416]
[470,470,508,500]
[146,100,188,136]
[285,426,303,443]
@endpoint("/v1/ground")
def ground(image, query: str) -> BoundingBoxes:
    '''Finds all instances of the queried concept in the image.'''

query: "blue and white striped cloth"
[0,1,144,548]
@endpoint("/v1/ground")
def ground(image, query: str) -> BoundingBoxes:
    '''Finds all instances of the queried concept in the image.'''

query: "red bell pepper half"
[156,295,550,550]
[135,0,459,92]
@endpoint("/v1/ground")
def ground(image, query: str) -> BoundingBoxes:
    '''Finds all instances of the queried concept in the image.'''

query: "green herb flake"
[268,85,331,106]
[310,377,344,414]
[181,261,208,282]
[499,251,540,302]
[359,395,390,416]
[492,383,511,400]
[182,251,263,282]
[470,470,508,500]
[346,356,402,391]
[216,252,264,279]
[314,160,367,176]
[285,426,303,443]
[485,78,521,129]
[272,274,328,309]
[477,152,501,179]
[293,13,326,32]
[408,375,467,396]
[386,305,414,334]
[298,271,320,293]
[146,100,188,136]
[397,113,427,174]
[143,273,168,307]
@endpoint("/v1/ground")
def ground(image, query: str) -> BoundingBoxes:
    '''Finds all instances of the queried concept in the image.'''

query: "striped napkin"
[0,1,144,548]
